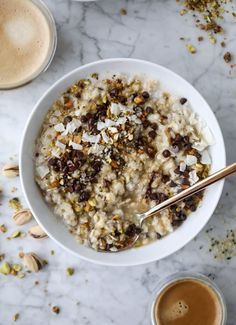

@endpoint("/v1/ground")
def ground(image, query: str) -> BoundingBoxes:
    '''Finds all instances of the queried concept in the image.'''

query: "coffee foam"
[161,300,189,322]
[0,0,52,88]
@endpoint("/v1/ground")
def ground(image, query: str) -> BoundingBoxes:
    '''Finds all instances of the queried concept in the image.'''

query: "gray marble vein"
[0,0,236,324]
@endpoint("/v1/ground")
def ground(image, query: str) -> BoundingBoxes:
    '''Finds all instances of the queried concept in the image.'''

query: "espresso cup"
[150,272,227,325]
[0,0,57,89]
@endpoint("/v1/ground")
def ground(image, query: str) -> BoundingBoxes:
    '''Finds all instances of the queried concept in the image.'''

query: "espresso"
[0,0,53,88]
[154,279,222,325]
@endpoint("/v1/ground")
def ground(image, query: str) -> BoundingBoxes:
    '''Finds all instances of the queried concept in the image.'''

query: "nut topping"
[2,163,19,177]
[23,252,44,272]
[28,225,48,240]
[13,209,33,225]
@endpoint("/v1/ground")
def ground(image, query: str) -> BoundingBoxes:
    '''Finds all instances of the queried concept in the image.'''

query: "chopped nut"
[66,267,74,276]
[9,198,22,211]
[2,163,19,177]
[12,313,19,322]
[11,230,21,238]
[0,262,11,275]
[186,44,196,54]
[28,225,48,240]
[224,52,232,63]
[52,306,60,314]
[221,41,226,48]
[18,252,24,259]
[13,264,22,272]
[17,272,25,279]
[13,209,33,225]
[134,95,145,105]
[208,33,216,44]
[23,252,44,272]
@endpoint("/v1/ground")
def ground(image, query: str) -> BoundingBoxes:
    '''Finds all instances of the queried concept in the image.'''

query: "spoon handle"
[140,162,236,224]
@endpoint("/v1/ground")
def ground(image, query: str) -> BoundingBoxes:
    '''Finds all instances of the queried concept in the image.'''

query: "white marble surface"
[1,0,236,324]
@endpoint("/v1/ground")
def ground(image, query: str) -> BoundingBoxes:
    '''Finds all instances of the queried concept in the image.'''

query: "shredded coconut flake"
[186,155,198,166]
[36,165,49,179]
[69,140,83,150]
[201,149,211,165]
[54,123,65,132]
[55,140,66,150]
[82,133,101,144]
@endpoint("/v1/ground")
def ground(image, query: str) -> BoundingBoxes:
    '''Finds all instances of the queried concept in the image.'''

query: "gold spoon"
[92,162,236,253]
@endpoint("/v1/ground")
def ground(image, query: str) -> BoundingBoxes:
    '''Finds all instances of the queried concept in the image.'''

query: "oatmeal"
[35,74,213,251]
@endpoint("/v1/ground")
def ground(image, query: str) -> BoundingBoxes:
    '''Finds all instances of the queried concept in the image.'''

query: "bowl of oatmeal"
[20,58,225,265]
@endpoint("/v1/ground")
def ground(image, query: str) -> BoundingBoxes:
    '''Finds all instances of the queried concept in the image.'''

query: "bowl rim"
[20,58,226,266]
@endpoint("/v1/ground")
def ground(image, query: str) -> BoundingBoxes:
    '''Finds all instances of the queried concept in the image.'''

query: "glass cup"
[150,272,227,325]
[0,0,57,90]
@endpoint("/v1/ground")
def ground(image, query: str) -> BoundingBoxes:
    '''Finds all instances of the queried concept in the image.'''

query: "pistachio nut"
[0,262,11,275]
[28,225,48,240]
[13,209,33,225]
[23,252,43,272]
[2,163,19,177]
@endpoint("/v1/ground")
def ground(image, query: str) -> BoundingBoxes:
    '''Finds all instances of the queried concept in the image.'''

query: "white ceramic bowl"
[20,58,226,266]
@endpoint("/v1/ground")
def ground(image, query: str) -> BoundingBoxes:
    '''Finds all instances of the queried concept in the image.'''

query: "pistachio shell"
[23,252,43,272]
[2,163,19,177]
[28,225,48,240]
[13,209,33,225]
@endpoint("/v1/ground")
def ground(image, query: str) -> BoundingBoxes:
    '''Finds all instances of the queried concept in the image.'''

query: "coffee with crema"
[154,279,223,325]
[0,0,53,88]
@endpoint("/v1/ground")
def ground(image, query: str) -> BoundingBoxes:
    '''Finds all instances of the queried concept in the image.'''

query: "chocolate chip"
[125,224,142,237]
[172,219,182,227]
[134,106,142,115]
[148,130,157,139]
[91,160,102,172]
[74,150,84,160]
[142,91,150,99]
[156,233,162,239]
[48,157,58,166]
[150,192,159,201]
[86,112,93,120]
[109,88,119,98]
[162,149,171,158]
[183,136,190,144]
[150,123,158,130]
[81,115,88,123]
[180,98,187,105]
[170,181,177,187]
[78,191,90,202]
[175,133,182,142]
[142,120,150,129]
[146,147,156,159]
[145,106,153,114]
[63,116,72,125]
[182,178,190,186]
[162,175,170,183]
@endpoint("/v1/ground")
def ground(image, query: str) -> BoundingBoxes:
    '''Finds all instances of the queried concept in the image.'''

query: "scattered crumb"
[224,52,232,63]
[11,187,18,193]
[209,230,236,260]
[50,250,55,255]
[35,281,39,285]
[18,251,24,259]
[197,36,204,42]
[66,267,74,276]
[52,306,60,314]
[0,224,7,233]
[120,8,127,16]
[186,43,197,54]
[9,198,22,212]
[12,313,19,322]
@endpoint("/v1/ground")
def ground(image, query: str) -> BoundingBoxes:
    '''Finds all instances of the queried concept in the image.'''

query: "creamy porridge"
[35,74,213,251]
